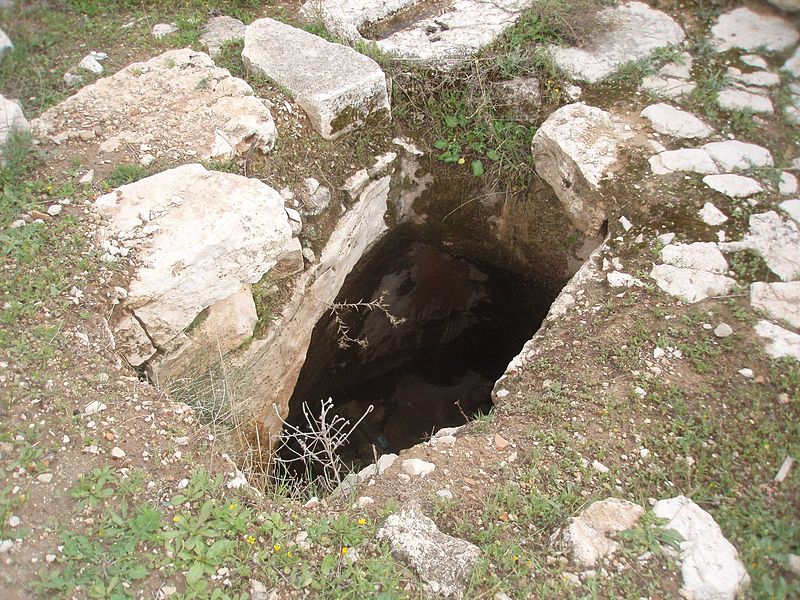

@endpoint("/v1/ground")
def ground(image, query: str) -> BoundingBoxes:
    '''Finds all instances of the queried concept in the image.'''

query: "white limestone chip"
[650,264,736,303]
[702,140,773,172]
[779,199,800,224]
[649,149,718,175]
[779,172,798,195]
[699,202,728,226]
[640,103,712,139]
[702,174,763,198]
[717,88,774,115]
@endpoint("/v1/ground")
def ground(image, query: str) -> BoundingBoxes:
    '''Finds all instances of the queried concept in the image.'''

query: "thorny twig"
[327,291,406,349]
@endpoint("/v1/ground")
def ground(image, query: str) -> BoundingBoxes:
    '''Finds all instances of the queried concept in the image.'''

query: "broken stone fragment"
[750,282,800,329]
[532,103,633,236]
[402,458,435,477]
[640,103,712,139]
[559,497,645,567]
[152,23,179,39]
[702,174,763,198]
[377,502,480,599]
[242,18,390,139]
[649,264,736,303]
[754,320,800,360]
[653,495,750,600]
[0,94,30,153]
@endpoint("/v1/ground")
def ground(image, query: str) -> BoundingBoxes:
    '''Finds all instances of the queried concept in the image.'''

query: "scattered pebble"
[84,400,107,415]
[0,540,13,554]
[494,433,509,451]
[774,456,795,483]
[356,496,374,508]
[592,460,609,474]
[110,447,126,459]
[36,473,53,483]
[714,323,733,338]
[738,368,754,378]
[8,515,20,527]
[436,489,454,500]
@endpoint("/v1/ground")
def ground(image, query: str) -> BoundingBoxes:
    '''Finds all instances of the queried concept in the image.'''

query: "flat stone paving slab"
[242,18,390,140]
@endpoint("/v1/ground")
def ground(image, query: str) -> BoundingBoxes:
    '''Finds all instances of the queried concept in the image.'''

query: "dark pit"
[282,222,561,473]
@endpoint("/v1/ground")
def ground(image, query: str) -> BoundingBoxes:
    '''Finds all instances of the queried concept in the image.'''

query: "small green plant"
[105,163,149,188]
[69,466,119,510]
[618,513,684,558]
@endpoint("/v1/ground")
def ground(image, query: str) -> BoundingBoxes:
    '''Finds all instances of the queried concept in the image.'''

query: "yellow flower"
[341,547,348,555]
[273,544,281,552]
[357,518,366,526]
[228,503,237,511]
[246,535,255,545]
[457,157,466,165]
[173,515,181,523]
[512,555,519,562]
[286,551,293,558]
[98,529,104,537]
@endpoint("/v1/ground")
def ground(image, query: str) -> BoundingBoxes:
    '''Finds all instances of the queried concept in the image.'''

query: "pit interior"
[282,221,563,473]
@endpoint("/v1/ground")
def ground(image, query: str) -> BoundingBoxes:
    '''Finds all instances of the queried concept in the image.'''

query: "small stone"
[592,460,609,474]
[739,368,754,378]
[84,400,107,415]
[140,154,156,167]
[177,478,189,489]
[494,434,509,451]
[152,23,179,39]
[46,204,63,217]
[8,515,20,527]
[699,202,728,226]
[774,456,795,483]
[788,554,800,577]
[703,174,763,198]
[779,172,798,195]
[63,72,83,87]
[436,489,454,500]
[78,54,104,75]
[110,446,126,459]
[640,103,712,139]
[402,458,435,477]
[714,323,733,338]
[45,554,56,563]
[79,169,94,185]
[36,473,53,483]
[741,54,768,69]
[356,496,374,508]
[619,216,633,232]
[0,540,13,554]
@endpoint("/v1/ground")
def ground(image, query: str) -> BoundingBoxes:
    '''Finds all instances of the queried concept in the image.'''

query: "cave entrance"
[280,222,561,476]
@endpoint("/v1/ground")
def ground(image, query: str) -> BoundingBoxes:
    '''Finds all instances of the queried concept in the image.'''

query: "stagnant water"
[282,224,559,471]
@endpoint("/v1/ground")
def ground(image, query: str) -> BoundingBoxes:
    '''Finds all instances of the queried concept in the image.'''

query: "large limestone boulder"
[653,496,750,600]
[532,103,633,235]
[710,7,799,52]
[301,0,534,65]
[550,2,685,83]
[242,18,389,140]
[0,94,30,150]
[377,502,480,599]
[95,164,303,377]
[560,498,645,567]
[33,50,277,175]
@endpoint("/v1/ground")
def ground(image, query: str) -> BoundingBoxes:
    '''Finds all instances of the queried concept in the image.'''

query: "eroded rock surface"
[33,49,277,174]
[95,164,302,377]
[201,15,246,58]
[750,282,800,329]
[550,2,684,83]
[560,498,645,567]
[653,496,750,600]
[0,94,30,151]
[377,502,480,599]
[710,7,799,52]
[532,103,633,235]
[640,103,712,139]
[720,211,800,282]
[243,18,389,139]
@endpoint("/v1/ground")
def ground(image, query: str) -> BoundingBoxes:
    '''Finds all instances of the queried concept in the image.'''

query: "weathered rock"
[717,87,774,114]
[377,502,480,599]
[641,54,696,99]
[649,149,718,175]
[560,498,645,567]
[155,284,259,380]
[750,282,800,329]
[714,323,733,338]
[755,320,800,360]
[78,54,103,75]
[302,0,535,65]
[0,95,30,151]
[720,211,800,281]
[242,18,390,139]
[650,264,736,303]
[703,174,763,198]
[532,103,633,235]
[766,0,800,13]
[660,242,729,273]
[95,164,302,373]
[710,7,799,52]
[152,23,179,39]
[780,199,800,224]
[201,15,246,58]
[402,458,435,477]
[741,54,769,69]
[727,67,781,88]
[654,496,749,600]
[640,103,712,139]
[779,172,798,195]
[0,26,12,57]
[699,202,728,226]
[607,271,643,288]
[784,47,800,78]
[34,50,277,174]
[296,177,332,216]
[494,76,541,123]
[550,2,684,84]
